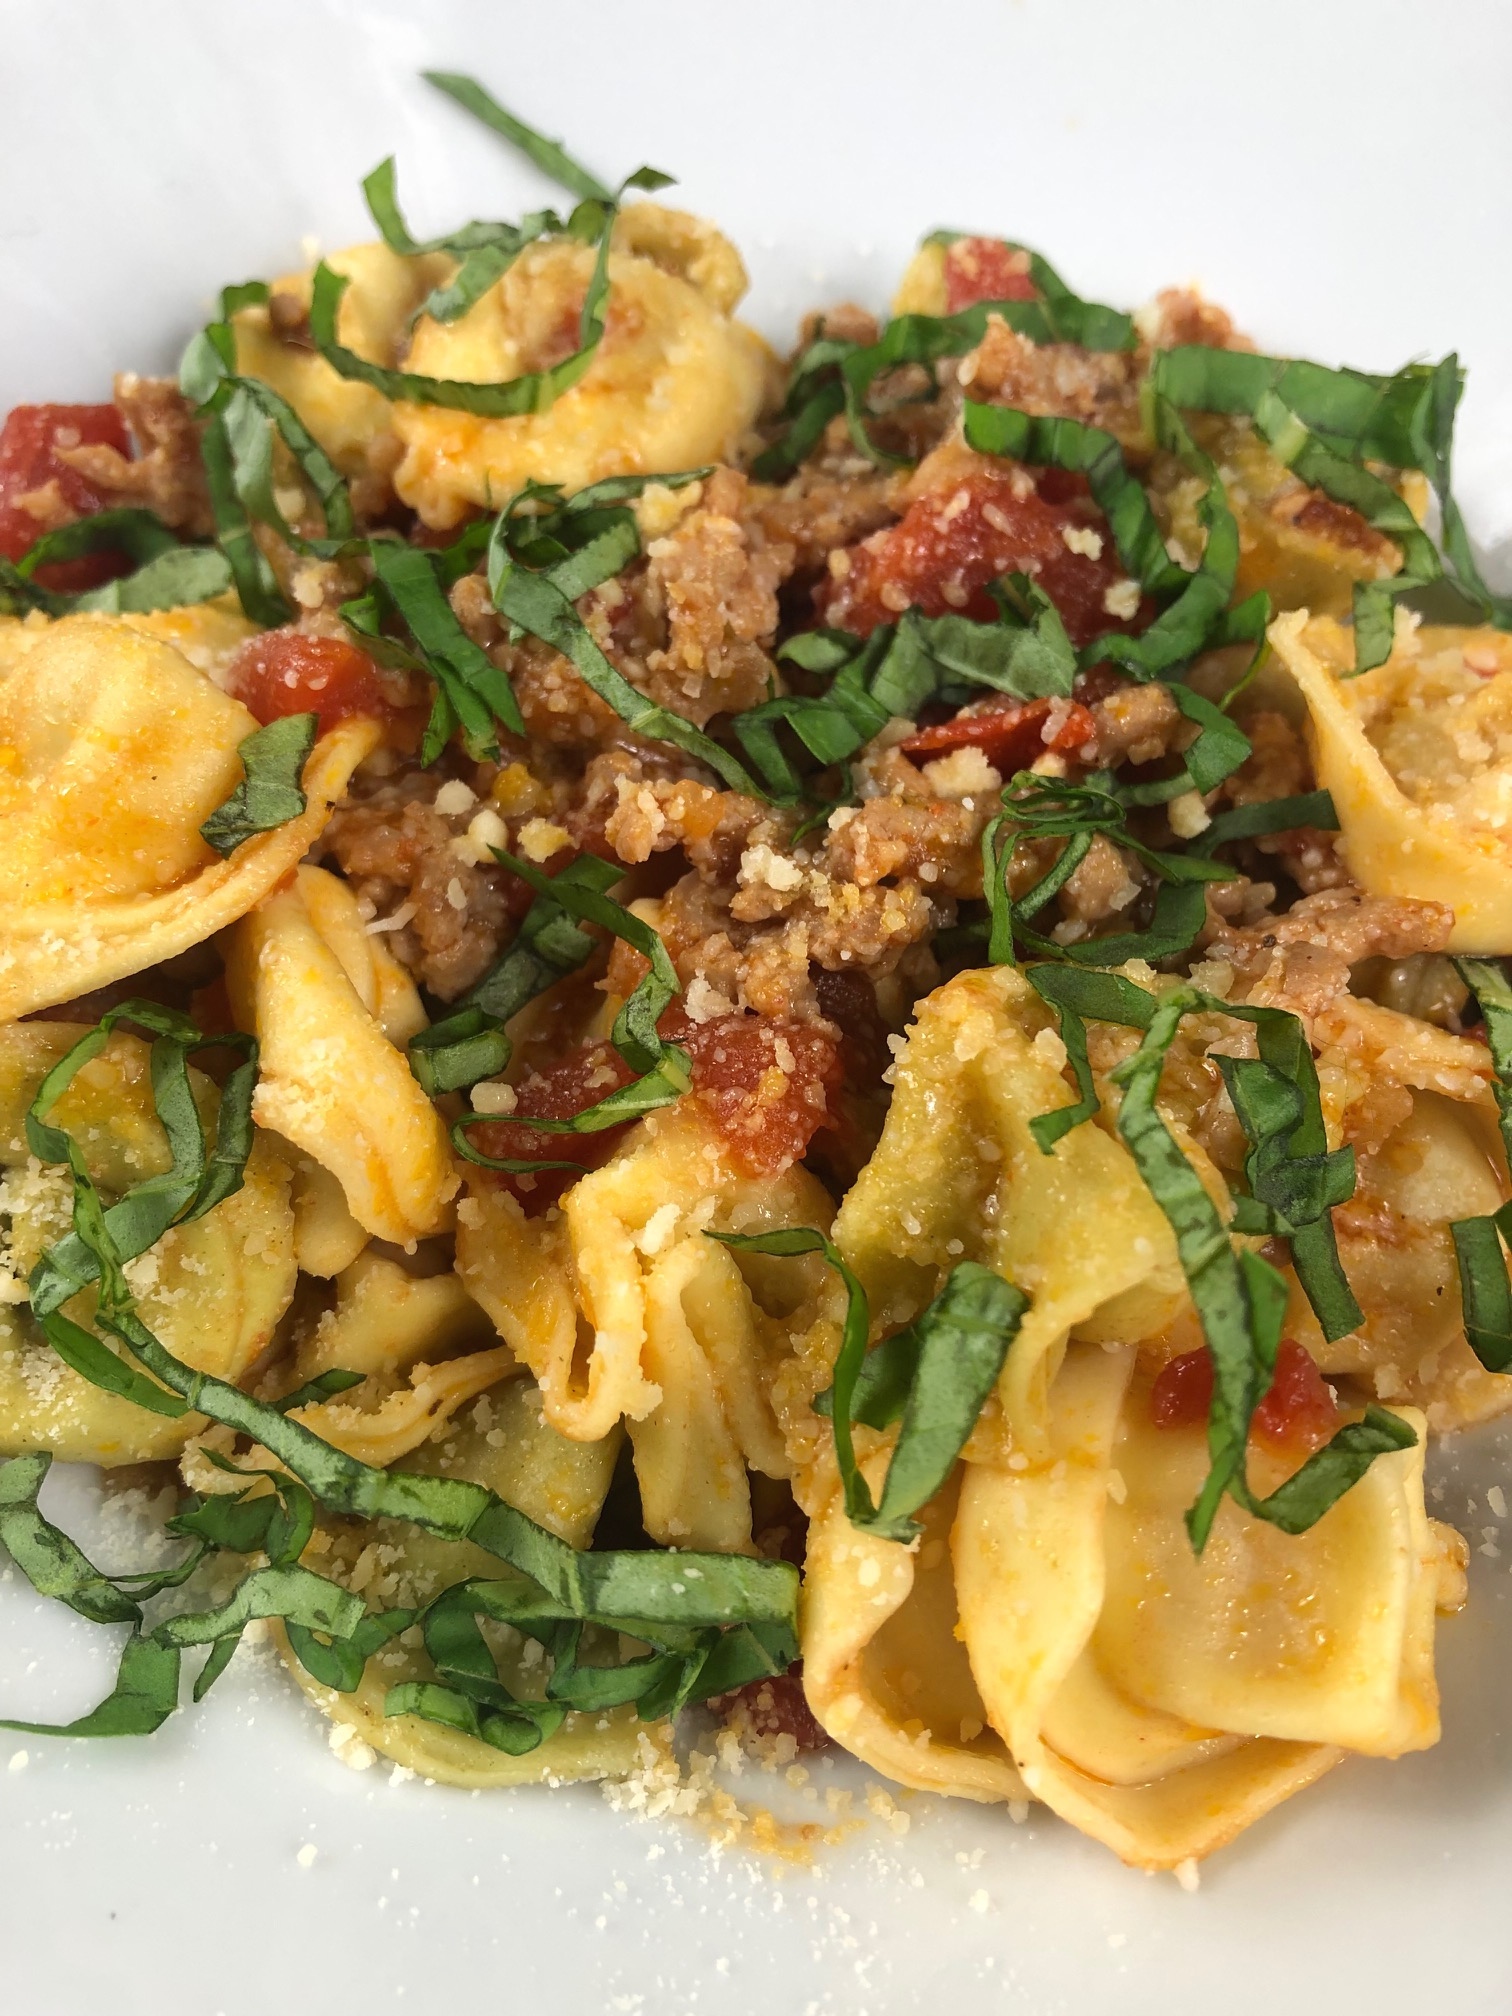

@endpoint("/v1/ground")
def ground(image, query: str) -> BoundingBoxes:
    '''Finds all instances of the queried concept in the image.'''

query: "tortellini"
[956,1345,1456,1866]
[803,1340,1458,1869]
[457,1102,836,1552]
[394,204,776,527]
[233,241,454,484]
[280,1371,636,1788]
[1273,610,1512,950]
[276,1250,517,1469]
[224,871,457,1245]
[0,612,376,1020]
[234,207,775,531]
[802,1464,1029,1806]
[0,1023,296,1464]
[833,963,1186,1460]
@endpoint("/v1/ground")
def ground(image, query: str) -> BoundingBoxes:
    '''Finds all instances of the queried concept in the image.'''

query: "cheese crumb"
[469,1080,518,1116]
[968,1888,990,1913]
[517,817,571,863]
[296,1843,318,1869]
[1102,578,1142,621]
[433,779,477,817]
[1167,790,1211,839]
[739,843,804,893]
[8,1750,28,1773]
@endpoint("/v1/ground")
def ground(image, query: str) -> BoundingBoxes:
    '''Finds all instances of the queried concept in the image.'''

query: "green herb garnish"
[714,1233,1028,1544]
[199,712,317,856]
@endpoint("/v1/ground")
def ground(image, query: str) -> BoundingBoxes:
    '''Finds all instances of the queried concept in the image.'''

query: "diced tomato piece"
[670,1007,841,1178]
[1150,1339,1340,1455]
[1149,1348,1214,1430]
[468,1009,840,1213]
[943,237,1038,315]
[901,695,1096,773]
[818,469,1149,652]
[0,402,132,591]
[712,1669,829,1752]
[1252,1340,1340,1453]
[468,1039,638,1211]
[226,628,392,735]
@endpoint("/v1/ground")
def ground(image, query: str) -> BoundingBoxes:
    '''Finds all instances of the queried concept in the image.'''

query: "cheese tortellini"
[234,205,776,531]
[1274,610,1512,950]
[804,1339,1459,1869]
[457,1102,837,1553]
[833,963,1186,1460]
[0,1023,296,1464]
[280,1369,637,1788]
[224,870,458,1246]
[0,611,376,1020]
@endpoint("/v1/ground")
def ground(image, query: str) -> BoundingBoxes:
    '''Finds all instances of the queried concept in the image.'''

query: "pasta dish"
[3,70,1510,1873]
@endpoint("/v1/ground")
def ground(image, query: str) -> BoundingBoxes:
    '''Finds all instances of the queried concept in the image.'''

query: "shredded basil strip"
[361,156,567,329]
[1148,347,1468,672]
[364,537,524,760]
[1189,788,1339,857]
[0,508,233,619]
[451,851,692,1170]
[487,484,759,794]
[309,161,670,419]
[422,71,614,204]
[712,1234,1027,1543]
[1026,975,1396,1545]
[1447,959,1512,1371]
[753,247,1133,480]
[199,712,317,856]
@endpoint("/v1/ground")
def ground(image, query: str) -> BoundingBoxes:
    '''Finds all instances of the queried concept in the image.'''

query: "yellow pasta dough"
[456,1102,834,1551]
[0,1023,295,1464]
[1273,610,1512,951]
[224,876,457,1245]
[834,963,1186,1459]
[0,612,376,1019]
[950,1343,1454,1867]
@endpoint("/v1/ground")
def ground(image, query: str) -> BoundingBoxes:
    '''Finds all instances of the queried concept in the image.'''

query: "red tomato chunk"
[713,1669,829,1752]
[818,469,1146,652]
[901,695,1096,773]
[0,402,131,591]
[943,237,1037,315]
[471,1011,840,1212]
[1150,1339,1341,1455]
[227,628,392,735]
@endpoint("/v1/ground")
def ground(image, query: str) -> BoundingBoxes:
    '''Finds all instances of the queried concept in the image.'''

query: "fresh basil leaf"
[0,1632,181,1740]
[421,72,614,203]
[366,537,523,756]
[713,1235,1026,1544]
[199,712,317,857]
[0,1454,142,1627]
[1190,789,1338,857]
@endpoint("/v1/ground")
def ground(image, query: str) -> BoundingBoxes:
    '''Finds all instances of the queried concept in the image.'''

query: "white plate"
[3,3,1512,2009]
